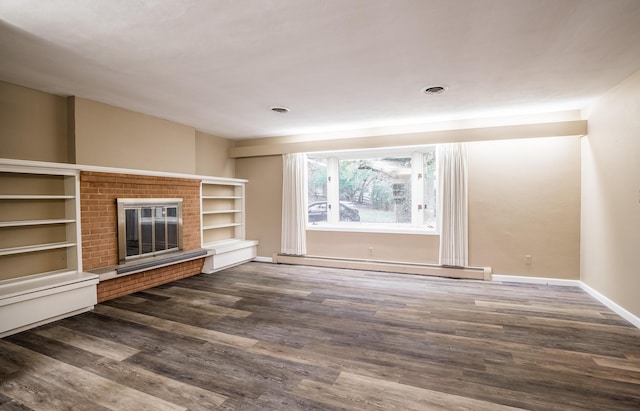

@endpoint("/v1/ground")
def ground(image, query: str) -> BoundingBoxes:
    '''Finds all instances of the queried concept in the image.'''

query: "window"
[307,147,436,233]
[117,198,183,262]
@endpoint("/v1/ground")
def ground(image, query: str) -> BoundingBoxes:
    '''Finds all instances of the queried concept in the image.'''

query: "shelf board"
[201,182,243,187]
[202,210,241,215]
[0,219,76,228]
[202,223,241,230]
[0,269,97,301]
[202,239,259,254]
[0,195,74,200]
[202,196,242,199]
[0,242,77,256]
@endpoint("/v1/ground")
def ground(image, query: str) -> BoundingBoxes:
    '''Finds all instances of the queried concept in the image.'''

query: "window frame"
[307,146,437,235]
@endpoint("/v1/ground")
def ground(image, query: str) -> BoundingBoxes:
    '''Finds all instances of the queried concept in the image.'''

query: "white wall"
[581,68,640,318]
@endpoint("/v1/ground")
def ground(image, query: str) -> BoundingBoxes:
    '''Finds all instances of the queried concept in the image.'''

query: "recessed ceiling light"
[422,86,446,95]
[270,106,290,113]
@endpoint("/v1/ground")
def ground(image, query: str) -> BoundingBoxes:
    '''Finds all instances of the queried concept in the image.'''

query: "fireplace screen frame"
[116,198,183,263]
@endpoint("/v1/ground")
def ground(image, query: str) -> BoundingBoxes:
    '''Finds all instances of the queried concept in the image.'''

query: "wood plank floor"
[2,262,640,410]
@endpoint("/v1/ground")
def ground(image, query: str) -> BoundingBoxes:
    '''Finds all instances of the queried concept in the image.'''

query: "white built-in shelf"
[0,160,95,337]
[0,269,91,300]
[201,239,258,273]
[202,223,242,230]
[0,162,81,276]
[201,180,246,243]
[0,219,76,228]
[0,195,75,200]
[0,268,98,338]
[200,178,257,273]
[202,195,242,199]
[202,210,241,215]
[202,239,258,254]
[0,241,77,257]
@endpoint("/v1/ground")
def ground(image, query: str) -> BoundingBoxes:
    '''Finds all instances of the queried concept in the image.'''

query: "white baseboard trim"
[491,275,581,287]
[579,282,640,329]
[253,256,274,263]
[491,274,640,329]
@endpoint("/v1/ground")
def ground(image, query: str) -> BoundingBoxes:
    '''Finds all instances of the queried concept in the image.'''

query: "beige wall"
[73,97,196,174]
[236,135,581,279]
[1,82,236,177]
[581,69,640,318]
[235,155,283,257]
[468,137,581,278]
[307,231,440,263]
[195,131,235,178]
[0,81,69,163]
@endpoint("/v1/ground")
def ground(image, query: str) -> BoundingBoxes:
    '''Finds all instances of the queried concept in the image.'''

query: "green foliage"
[338,160,377,203]
[308,159,327,202]
[339,158,410,212]
[371,183,392,210]
[308,157,415,222]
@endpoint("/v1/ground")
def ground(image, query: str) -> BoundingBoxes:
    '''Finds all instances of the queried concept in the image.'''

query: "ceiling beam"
[229,120,587,158]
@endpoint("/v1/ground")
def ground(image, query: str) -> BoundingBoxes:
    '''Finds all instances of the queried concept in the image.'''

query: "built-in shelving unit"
[0,159,98,338]
[200,178,257,273]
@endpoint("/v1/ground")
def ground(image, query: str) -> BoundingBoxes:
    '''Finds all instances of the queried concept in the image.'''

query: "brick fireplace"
[80,171,204,302]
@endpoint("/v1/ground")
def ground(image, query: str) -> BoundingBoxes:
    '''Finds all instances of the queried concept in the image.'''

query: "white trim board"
[491,275,580,287]
[253,256,274,263]
[492,275,640,330]
[579,282,640,330]
[0,157,248,184]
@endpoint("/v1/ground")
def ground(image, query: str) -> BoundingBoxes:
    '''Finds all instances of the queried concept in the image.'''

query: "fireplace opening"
[117,198,183,263]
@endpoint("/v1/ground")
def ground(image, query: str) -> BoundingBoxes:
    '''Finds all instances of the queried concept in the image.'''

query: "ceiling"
[2,0,640,140]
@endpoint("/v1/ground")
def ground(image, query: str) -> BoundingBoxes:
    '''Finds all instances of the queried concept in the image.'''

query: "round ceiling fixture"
[270,106,290,113]
[422,86,446,95]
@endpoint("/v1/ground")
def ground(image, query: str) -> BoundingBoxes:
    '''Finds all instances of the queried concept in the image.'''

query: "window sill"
[306,223,438,235]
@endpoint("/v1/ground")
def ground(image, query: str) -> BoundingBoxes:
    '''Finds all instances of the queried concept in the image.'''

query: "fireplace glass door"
[118,199,183,262]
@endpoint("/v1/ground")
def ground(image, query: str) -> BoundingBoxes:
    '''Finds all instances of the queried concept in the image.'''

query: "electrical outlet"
[368,247,374,256]
[525,255,532,265]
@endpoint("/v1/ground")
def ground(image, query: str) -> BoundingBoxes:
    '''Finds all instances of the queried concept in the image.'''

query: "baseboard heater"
[273,254,491,280]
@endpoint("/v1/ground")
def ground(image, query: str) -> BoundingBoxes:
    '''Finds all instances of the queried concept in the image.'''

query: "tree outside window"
[307,147,436,231]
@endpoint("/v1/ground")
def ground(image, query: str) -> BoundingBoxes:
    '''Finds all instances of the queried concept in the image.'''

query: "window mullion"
[164,207,168,250]
[411,152,424,226]
[327,157,339,224]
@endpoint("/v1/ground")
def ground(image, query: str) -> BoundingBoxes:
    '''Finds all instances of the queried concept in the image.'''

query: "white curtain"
[437,143,468,267]
[281,153,308,255]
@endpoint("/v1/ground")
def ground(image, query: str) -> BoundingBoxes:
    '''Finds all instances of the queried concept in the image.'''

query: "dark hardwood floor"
[1,262,640,410]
